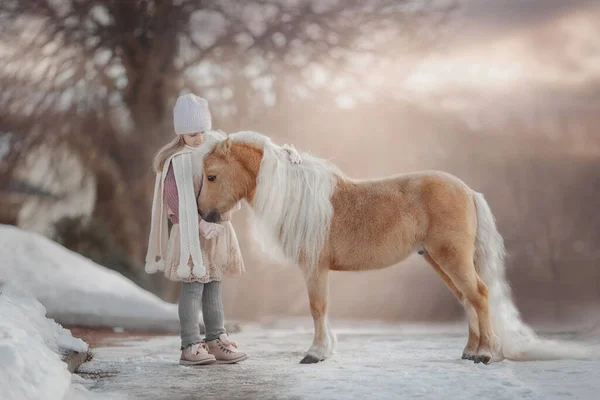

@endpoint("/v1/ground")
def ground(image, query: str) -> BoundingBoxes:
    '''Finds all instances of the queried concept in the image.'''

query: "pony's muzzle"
[204,210,221,223]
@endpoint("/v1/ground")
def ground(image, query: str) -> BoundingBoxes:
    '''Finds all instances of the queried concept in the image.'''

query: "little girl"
[145,93,301,365]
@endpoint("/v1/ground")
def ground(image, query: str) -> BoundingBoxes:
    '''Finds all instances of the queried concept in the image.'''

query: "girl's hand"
[199,219,224,239]
[282,144,302,164]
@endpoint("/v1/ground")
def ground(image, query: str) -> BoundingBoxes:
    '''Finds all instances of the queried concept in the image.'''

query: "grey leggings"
[179,281,226,349]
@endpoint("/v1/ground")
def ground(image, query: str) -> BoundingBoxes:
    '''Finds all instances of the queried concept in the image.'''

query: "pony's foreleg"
[423,254,480,360]
[299,265,334,364]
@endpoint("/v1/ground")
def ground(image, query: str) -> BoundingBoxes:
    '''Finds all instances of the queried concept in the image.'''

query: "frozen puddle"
[77,322,600,400]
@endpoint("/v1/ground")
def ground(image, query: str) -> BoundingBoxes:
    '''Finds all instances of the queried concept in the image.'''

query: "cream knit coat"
[145,130,245,282]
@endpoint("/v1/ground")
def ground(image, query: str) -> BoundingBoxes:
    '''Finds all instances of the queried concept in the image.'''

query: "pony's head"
[198,130,336,267]
[198,137,263,222]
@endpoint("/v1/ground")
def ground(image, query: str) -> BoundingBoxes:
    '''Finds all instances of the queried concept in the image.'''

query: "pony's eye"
[207,175,216,182]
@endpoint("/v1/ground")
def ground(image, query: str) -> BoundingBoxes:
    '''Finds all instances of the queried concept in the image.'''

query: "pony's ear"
[216,137,232,156]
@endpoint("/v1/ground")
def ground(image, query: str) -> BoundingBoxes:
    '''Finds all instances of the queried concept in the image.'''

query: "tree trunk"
[99,2,185,264]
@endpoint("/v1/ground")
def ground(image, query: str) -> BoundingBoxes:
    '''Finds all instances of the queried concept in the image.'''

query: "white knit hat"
[173,93,212,135]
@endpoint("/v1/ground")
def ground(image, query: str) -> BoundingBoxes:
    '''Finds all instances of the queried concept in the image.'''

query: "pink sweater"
[164,163,182,224]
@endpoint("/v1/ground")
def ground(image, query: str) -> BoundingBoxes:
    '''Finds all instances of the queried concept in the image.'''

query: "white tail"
[472,192,589,361]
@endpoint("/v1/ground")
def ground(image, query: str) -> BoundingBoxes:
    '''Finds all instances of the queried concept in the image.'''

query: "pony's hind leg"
[461,275,494,364]
[300,265,334,364]
[428,244,495,364]
[423,254,480,360]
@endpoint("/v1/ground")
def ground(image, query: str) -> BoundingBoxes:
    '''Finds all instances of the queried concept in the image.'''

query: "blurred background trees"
[0,0,453,261]
[1,0,598,324]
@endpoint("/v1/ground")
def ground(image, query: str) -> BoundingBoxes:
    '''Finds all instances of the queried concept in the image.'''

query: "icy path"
[78,321,600,400]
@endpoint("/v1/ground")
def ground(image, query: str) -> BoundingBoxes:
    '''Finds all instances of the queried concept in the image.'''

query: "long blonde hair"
[153,136,186,173]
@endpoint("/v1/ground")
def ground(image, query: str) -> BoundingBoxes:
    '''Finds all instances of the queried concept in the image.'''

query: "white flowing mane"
[228,131,337,268]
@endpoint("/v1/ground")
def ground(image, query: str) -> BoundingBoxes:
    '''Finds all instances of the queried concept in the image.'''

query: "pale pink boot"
[180,343,216,365]
[205,334,249,364]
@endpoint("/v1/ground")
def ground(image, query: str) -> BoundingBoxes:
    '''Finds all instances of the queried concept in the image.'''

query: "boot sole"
[179,359,217,366]
[216,354,249,364]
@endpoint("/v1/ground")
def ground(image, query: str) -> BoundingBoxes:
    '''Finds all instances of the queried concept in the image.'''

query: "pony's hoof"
[472,354,491,364]
[461,353,475,360]
[300,355,322,364]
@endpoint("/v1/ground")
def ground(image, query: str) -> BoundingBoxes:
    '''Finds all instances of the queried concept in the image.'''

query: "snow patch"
[0,287,86,400]
[0,224,179,332]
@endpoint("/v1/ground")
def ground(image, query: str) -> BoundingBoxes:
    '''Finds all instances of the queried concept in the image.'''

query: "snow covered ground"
[0,225,179,332]
[0,287,88,400]
[78,320,600,400]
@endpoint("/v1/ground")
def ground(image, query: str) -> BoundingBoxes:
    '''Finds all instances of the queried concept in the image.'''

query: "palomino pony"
[197,131,587,365]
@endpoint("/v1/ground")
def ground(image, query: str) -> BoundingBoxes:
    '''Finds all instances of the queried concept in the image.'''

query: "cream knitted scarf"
[144,130,227,279]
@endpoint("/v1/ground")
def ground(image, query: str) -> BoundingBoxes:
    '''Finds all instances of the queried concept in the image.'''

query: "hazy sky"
[457,0,600,38]
[397,0,600,104]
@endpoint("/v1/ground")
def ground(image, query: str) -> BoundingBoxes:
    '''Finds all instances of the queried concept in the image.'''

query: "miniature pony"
[197,131,588,365]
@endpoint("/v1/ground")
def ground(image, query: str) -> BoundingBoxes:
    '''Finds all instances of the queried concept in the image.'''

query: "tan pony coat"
[198,131,589,365]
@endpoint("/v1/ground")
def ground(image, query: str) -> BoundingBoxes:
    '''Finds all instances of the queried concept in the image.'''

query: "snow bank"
[0,225,179,332]
[0,287,87,400]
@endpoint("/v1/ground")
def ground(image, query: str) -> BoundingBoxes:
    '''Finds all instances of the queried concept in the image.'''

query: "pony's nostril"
[205,210,220,223]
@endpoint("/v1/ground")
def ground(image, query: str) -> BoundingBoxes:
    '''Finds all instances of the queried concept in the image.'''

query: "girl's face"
[182,132,205,147]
